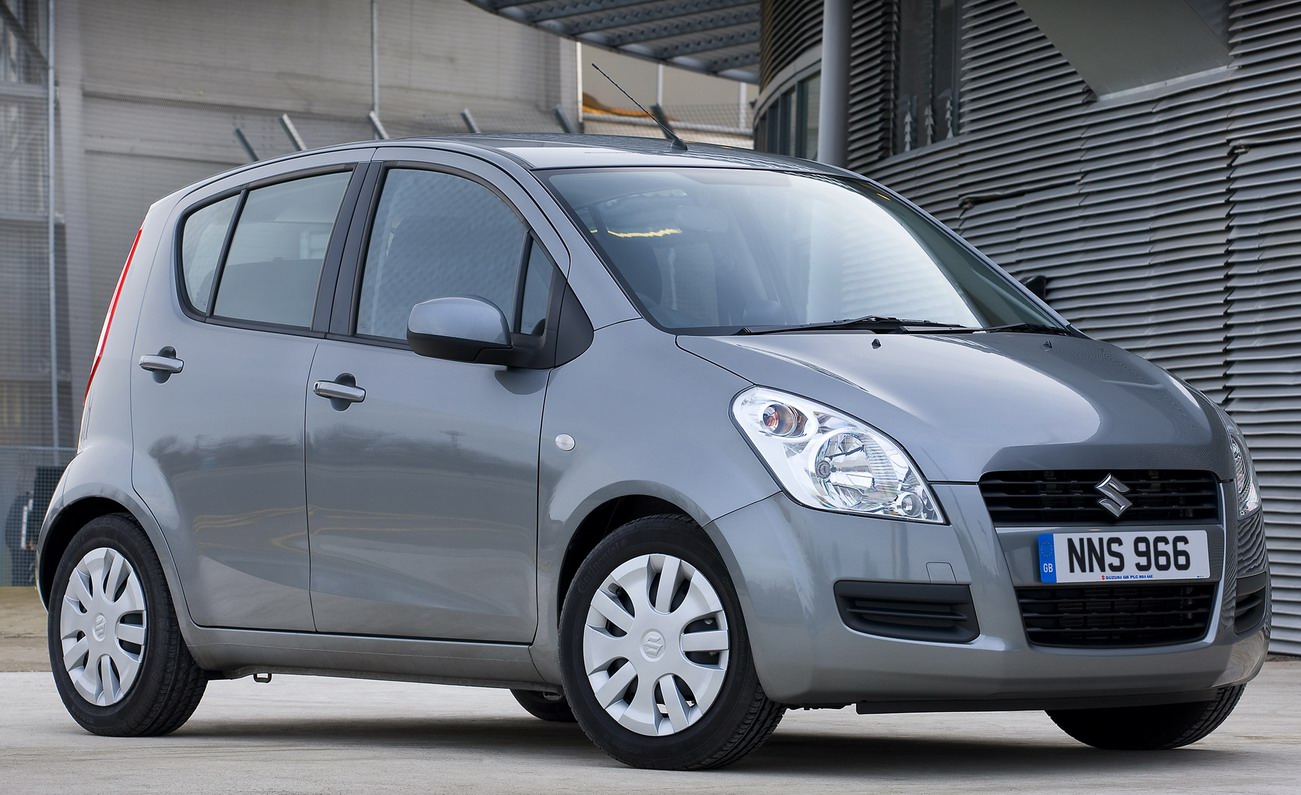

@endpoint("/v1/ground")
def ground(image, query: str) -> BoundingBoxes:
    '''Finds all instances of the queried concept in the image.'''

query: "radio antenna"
[591,63,687,151]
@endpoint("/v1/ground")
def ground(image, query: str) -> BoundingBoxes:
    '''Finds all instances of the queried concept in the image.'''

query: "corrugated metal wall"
[760,0,822,86]
[825,0,1299,653]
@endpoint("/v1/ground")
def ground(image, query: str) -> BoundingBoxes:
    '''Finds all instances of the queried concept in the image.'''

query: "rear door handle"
[139,347,184,375]
[313,378,366,404]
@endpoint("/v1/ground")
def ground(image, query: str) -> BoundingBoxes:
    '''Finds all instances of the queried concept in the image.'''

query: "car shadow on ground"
[167,714,1246,777]
[744,732,1240,778]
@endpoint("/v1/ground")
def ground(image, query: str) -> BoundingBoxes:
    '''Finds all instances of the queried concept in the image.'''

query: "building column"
[817,0,850,166]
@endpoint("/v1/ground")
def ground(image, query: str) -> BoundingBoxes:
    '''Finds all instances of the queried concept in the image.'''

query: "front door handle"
[139,347,184,380]
[313,377,366,405]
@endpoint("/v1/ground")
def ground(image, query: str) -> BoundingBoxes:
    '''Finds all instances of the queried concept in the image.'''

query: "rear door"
[305,149,564,641]
[131,151,371,631]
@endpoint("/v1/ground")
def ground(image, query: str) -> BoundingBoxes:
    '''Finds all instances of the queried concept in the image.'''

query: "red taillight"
[85,228,142,400]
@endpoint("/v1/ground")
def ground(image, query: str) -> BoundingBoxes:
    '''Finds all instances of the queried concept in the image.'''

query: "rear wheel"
[1048,685,1245,750]
[510,689,577,722]
[559,514,784,770]
[47,513,207,736]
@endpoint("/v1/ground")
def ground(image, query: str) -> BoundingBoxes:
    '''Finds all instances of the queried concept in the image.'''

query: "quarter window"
[356,169,549,341]
[179,195,238,314]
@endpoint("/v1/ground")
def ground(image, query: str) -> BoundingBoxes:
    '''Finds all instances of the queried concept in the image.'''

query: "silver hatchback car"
[38,135,1269,769]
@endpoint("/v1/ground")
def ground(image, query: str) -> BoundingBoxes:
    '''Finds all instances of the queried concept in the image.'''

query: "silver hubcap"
[59,547,147,706]
[582,554,730,737]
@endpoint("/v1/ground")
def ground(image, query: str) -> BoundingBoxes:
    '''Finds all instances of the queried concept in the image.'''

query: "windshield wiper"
[975,322,1076,336]
[737,316,974,336]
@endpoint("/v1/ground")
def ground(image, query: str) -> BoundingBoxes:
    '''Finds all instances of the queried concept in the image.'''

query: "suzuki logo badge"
[1095,474,1133,519]
[640,630,666,660]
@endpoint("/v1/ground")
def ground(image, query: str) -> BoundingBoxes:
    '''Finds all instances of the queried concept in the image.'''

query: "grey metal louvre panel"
[1225,135,1301,653]
[760,0,821,86]
[845,0,894,169]
[1225,1,1301,654]
[847,0,1301,653]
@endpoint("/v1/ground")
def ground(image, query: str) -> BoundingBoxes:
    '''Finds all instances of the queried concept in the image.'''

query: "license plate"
[1037,531,1210,583]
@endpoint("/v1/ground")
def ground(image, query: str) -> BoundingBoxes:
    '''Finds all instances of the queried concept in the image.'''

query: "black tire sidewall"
[1047,685,1246,750]
[47,514,182,734]
[559,515,766,769]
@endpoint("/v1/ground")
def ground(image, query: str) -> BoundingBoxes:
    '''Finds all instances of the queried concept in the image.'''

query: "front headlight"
[1229,432,1261,518]
[731,387,943,522]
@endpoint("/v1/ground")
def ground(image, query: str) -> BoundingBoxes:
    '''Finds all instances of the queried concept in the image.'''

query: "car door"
[305,151,562,641]
[131,153,370,631]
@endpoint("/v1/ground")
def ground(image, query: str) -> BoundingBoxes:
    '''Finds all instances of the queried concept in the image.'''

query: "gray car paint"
[706,490,1263,705]
[38,135,1268,709]
[130,149,374,632]
[306,339,547,641]
[676,331,1234,482]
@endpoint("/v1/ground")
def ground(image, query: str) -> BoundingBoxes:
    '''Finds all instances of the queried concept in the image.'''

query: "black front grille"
[980,470,1220,526]
[1016,583,1216,647]
[1236,511,1268,575]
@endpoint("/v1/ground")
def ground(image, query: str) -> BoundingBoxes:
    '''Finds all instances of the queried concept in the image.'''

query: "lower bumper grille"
[835,581,979,643]
[1237,511,1268,575]
[1016,583,1216,648]
[1234,570,1270,634]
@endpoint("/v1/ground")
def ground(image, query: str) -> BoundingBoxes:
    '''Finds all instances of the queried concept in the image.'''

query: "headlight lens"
[731,387,943,522]
[1229,432,1261,518]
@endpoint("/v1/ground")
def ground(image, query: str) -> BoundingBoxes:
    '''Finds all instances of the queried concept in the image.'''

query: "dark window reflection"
[895,0,961,154]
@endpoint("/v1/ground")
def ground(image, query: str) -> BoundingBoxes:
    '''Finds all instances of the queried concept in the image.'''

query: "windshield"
[543,168,1061,334]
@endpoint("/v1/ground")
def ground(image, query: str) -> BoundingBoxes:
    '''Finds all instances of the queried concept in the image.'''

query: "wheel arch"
[555,494,692,621]
[37,489,189,633]
[38,496,126,606]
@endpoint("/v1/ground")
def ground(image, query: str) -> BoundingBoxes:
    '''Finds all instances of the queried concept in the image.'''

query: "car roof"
[384,134,851,174]
[160,134,863,211]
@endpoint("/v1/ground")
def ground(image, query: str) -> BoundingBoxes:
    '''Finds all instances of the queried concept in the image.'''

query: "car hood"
[678,331,1232,484]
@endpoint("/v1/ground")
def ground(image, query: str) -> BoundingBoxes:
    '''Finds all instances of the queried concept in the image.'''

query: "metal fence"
[1,0,66,587]
[0,0,754,587]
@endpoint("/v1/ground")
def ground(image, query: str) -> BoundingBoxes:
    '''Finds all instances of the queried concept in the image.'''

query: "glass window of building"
[756,73,820,160]
[894,0,962,153]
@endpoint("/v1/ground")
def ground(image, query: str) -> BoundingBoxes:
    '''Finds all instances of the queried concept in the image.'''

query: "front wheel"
[1048,685,1245,750]
[559,514,784,770]
[47,513,207,736]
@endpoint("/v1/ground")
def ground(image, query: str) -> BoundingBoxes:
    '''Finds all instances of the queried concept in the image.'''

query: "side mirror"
[1021,274,1049,301]
[407,296,511,363]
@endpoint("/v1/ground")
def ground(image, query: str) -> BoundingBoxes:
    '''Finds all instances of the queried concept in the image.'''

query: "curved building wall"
[758,0,1301,654]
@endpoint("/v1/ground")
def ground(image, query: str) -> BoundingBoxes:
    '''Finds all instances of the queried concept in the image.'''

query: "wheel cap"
[59,547,147,706]
[582,553,730,737]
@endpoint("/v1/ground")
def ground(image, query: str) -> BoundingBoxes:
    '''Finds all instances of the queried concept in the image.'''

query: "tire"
[1048,685,1245,750]
[47,513,207,736]
[559,514,784,770]
[511,689,578,722]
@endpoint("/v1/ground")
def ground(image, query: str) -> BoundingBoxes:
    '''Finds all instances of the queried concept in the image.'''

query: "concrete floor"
[0,586,46,671]
[3,586,1298,792]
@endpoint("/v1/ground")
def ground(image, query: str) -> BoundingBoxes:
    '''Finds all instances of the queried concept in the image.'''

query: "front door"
[306,159,558,641]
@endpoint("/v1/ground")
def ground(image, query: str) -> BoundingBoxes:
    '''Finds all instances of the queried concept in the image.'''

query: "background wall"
[759,0,1299,652]
[1,0,578,585]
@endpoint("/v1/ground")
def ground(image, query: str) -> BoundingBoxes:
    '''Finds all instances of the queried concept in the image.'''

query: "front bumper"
[704,486,1269,707]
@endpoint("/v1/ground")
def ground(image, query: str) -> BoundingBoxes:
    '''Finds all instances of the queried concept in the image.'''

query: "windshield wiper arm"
[737,316,973,336]
[976,322,1076,336]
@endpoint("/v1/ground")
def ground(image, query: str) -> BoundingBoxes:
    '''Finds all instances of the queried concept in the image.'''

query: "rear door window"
[213,172,352,328]
[179,170,352,329]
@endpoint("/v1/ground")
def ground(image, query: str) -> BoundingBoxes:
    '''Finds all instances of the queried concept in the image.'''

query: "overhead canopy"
[468,0,761,84]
